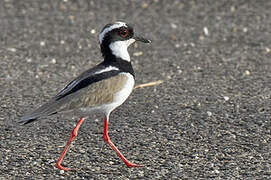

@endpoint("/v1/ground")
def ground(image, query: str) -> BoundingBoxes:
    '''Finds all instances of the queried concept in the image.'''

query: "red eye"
[119,28,129,38]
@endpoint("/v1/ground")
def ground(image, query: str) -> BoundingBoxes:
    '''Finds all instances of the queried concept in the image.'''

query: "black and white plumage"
[20,21,151,170]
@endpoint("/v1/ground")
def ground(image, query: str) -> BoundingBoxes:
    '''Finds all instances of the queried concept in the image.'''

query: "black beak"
[134,36,151,43]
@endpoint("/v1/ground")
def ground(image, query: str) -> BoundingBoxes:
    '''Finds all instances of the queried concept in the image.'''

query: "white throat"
[109,39,135,62]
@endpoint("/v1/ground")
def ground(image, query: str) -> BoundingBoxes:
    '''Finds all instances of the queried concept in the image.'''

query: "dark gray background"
[1,0,270,179]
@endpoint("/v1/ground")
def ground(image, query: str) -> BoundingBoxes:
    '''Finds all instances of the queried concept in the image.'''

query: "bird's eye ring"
[119,28,129,38]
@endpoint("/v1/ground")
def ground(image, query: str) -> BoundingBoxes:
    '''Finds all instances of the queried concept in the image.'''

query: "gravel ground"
[1,0,271,179]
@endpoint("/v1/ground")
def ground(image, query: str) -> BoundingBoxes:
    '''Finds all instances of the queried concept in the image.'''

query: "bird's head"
[99,22,151,61]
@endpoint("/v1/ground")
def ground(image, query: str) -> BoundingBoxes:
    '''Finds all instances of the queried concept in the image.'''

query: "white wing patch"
[94,66,119,75]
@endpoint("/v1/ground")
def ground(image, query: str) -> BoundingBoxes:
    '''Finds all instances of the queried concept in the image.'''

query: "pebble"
[90,29,96,34]
[7,48,17,52]
[214,169,220,173]
[203,27,209,36]
[138,170,144,177]
[223,96,230,101]
[245,70,250,75]
[175,44,180,48]
[133,51,143,56]
[171,23,177,29]
[26,58,32,63]
[40,41,45,46]
[109,161,114,165]
[142,2,148,8]
[243,27,248,33]
[51,58,56,64]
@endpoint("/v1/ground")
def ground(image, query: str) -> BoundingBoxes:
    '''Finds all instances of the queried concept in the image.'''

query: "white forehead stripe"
[99,22,127,44]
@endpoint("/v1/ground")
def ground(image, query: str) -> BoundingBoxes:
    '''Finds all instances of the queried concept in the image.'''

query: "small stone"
[203,27,209,36]
[175,44,180,48]
[171,23,177,29]
[138,170,144,177]
[207,111,212,116]
[133,51,143,56]
[60,170,65,174]
[68,15,75,22]
[199,35,205,40]
[214,169,220,173]
[79,149,85,153]
[40,41,45,46]
[51,58,56,64]
[60,40,65,44]
[245,70,250,75]
[90,29,96,34]
[26,58,32,63]
[95,166,101,171]
[265,47,270,53]
[142,2,148,8]
[243,27,248,32]
[224,96,230,101]
[7,48,16,52]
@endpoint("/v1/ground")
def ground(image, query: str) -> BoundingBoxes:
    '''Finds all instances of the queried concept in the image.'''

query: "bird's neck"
[101,42,131,62]
[100,47,135,77]
[109,41,131,61]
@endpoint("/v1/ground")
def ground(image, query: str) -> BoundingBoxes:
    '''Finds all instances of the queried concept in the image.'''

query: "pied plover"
[20,22,151,170]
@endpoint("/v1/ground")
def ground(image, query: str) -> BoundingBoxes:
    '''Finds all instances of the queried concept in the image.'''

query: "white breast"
[103,73,135,116]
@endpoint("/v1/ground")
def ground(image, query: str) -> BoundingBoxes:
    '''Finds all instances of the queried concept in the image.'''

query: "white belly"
[102,72,135,116]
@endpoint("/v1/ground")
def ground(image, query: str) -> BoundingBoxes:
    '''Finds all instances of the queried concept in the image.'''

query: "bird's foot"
[56,162,72,171]
[125,161,144,168]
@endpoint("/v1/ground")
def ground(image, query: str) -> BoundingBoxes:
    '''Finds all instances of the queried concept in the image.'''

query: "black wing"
[55,63,110,100]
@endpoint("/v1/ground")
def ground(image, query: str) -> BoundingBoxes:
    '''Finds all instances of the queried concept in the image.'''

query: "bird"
[19,21,151,171]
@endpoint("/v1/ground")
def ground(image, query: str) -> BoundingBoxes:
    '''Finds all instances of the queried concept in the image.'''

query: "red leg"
[56,117,85,171]
[103,117,143,168]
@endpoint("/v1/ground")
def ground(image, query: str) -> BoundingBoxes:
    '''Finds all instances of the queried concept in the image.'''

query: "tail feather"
[19,117,38,125]
[19,86,83,125]
[19,99,60,125]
